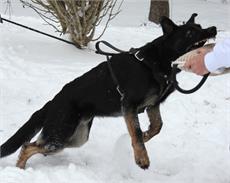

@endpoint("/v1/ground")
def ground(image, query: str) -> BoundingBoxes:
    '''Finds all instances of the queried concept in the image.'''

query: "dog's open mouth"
[187,37,216,52]
[187,26,217,52]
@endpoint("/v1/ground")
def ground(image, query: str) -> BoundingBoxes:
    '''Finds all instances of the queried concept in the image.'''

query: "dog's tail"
[0,102,49,158]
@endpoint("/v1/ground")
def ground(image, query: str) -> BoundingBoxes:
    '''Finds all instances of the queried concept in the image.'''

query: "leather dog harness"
[95,41,174,103]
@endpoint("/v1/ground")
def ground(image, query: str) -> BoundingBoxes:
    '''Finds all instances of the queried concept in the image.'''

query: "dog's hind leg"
[16,138,66,169]
[143,105,163,143]
[67,117,93,148]
[16,117,80,169]
[122,102,150,169]
[16,141,50,169]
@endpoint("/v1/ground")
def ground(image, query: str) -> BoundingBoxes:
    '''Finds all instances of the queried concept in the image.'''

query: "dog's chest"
[138,91,158,110]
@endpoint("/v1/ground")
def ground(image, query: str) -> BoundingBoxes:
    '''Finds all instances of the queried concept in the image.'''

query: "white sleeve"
[204,38,230,72]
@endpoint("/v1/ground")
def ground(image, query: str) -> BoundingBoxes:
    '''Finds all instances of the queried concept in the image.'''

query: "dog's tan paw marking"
[134,148,150,169]
[16,160,26,169]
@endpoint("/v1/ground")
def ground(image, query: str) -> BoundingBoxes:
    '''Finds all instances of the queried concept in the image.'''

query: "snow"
[0,0,230,183]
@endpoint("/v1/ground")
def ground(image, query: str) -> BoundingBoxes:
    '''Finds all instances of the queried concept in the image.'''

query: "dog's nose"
[206,26,217,36]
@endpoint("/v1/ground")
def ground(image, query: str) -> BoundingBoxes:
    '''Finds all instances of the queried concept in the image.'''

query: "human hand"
[184,48,210,75]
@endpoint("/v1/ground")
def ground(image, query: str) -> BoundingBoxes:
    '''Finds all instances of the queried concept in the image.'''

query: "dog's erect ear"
[160,16,177,34]
[186,13,198,24]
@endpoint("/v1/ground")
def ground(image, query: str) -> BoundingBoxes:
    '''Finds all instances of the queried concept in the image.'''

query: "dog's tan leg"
[123,110,150,169]
[143,105,163,142]
[16,142,46,169]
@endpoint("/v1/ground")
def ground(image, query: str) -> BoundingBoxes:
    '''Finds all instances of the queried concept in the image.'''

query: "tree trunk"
[148,0,169,24]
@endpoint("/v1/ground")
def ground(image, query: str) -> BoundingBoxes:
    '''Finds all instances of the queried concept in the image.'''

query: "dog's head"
[133,14,216,104]
[159,13,217,61]
[140,14,217,74]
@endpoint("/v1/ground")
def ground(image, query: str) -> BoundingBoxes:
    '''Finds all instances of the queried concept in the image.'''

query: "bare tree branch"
[20,0,123,48]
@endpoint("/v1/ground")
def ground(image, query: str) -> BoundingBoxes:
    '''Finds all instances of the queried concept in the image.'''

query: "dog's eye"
[186,30,193,38]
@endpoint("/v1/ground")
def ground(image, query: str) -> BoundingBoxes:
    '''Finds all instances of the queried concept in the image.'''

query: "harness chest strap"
[106,55,124,97]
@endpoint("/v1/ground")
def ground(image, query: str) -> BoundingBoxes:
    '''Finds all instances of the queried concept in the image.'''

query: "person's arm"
[204,38,230,72]
[184,38,230,75]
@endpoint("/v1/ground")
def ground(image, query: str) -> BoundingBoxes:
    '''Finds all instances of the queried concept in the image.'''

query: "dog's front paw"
[134,148,150,169]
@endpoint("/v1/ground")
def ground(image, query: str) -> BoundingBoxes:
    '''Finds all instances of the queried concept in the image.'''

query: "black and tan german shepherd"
[0,14,216,169]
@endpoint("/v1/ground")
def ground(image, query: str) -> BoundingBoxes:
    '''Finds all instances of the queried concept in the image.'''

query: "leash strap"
[171,64,210,94]
[0,14,3,23]
[0,15,76,46]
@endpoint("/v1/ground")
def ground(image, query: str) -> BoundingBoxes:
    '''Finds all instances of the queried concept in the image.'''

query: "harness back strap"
[95,41,127,56]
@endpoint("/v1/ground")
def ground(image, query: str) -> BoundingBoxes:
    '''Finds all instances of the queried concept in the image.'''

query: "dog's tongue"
[172,43,230,76]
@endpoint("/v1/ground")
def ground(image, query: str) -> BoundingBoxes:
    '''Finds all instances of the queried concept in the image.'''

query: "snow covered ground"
[0,0,230,183]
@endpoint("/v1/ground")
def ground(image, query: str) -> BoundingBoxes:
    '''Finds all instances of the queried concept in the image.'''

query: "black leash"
[0,15,210,95]
[0,14,75,46]
[171,64,210,94]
